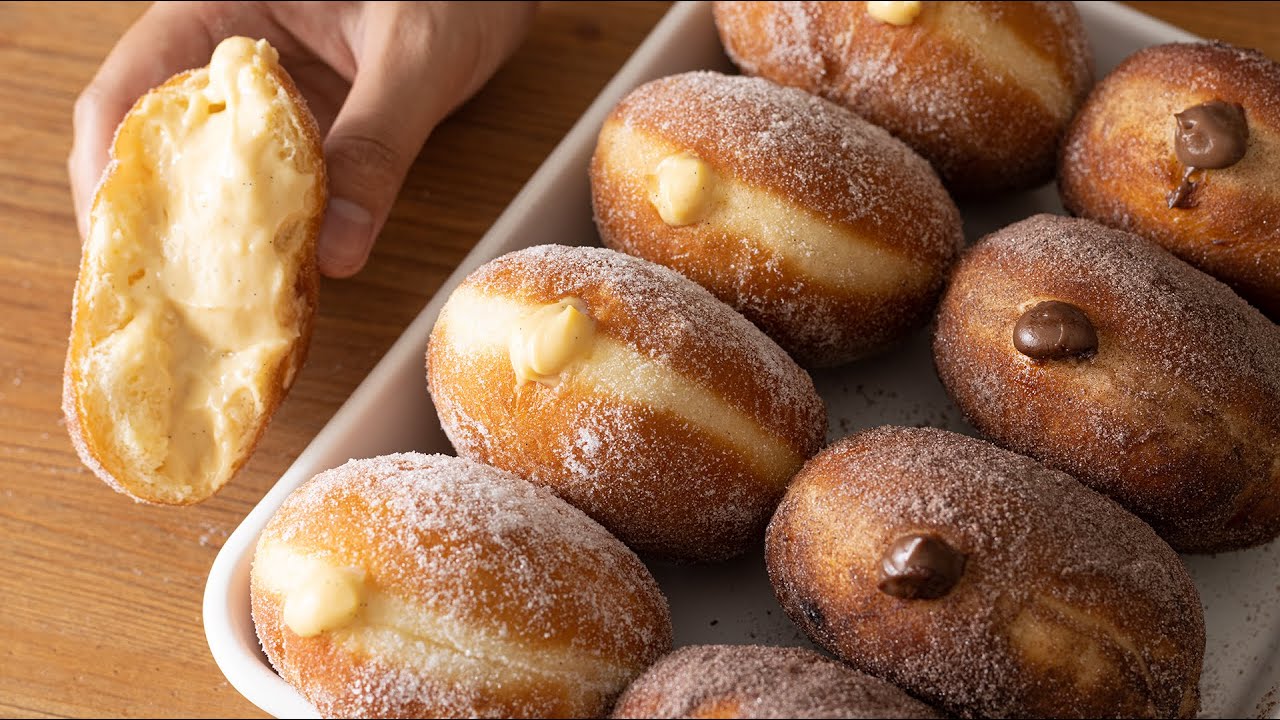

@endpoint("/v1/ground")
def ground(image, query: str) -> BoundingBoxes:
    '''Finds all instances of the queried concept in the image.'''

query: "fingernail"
[318,197,374,277]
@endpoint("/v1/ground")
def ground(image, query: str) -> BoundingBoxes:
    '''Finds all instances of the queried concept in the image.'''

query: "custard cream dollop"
[648,152,719,227]
[867,1,923,26]
[510,298,597,386]
[282,564,365,638]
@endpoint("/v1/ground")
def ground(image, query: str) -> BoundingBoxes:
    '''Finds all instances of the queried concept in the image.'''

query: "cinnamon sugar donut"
[713,1,1094,196]
[250,453,672,718]
[611,645,942,719]
[590,71,962,367]
[766,427,1204,719]
[426,245,827,562]
[1060,42,1280,318]
[933,214,1280,552]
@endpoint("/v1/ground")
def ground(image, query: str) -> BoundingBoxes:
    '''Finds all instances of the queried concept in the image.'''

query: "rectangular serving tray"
[203,3,1280,717]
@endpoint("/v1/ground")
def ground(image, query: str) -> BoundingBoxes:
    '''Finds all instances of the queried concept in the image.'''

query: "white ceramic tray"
[203,2,1280,717]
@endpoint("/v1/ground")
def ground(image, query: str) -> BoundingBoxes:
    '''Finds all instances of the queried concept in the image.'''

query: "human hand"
[69,1,536,277]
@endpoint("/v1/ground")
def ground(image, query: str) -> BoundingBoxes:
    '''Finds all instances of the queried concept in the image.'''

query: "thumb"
[317,32,445,278]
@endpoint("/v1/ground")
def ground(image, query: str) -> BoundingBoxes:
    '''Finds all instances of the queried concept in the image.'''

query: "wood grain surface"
[1,2,1277,718]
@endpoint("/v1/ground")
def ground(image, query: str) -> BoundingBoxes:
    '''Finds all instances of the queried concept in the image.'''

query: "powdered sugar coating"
[713,1,1094,195]
[933,214,1280,551]
[427,245,826,561]
[251,453,672,718]
[606,71,960,247]
[767,426,1204,719]
[591,71,962,366]
[611,644,942,719]
[1059,41,1280,318]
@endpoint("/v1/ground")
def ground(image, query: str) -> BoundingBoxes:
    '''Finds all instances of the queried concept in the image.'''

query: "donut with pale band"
[611,644,942,719]
[250,453,672,718]
[933,214,1280,553]
[590,71,962,367]
[712,1,1094,196]
[1060,41,1280,318]
[766,426,1204,719]
[426,245,827,562]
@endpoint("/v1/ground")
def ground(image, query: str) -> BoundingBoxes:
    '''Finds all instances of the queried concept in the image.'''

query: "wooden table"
[1,2,1276,717]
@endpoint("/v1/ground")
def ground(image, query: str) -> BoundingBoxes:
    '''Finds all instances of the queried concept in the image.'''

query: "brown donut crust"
[427,246,827,561]
[713,1,1093,195]
[591,72,962,366]
[251,453,673,718]
[933,214,1280,552]
[766,427,1204,719]
[610,645,943,719]
[1060,42,1280,318]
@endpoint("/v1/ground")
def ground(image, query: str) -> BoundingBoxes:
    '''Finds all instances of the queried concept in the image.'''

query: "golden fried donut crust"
[933,214,1280,552]
[251,453,673,718]
[426,246,827,561]
[713,1,1093,196]
[64,42,325,505]
[611,644,942,719]
[1059,42,1280,318]
[591,72,962,367]
[766,426,1204,719]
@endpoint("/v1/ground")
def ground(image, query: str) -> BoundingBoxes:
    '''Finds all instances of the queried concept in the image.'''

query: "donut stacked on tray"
[246,3,1280,719]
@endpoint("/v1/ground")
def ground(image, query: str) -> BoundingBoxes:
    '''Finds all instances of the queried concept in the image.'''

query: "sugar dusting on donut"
[771,427,1204,718]
[463,244,824,433]
[612,644,943,719]
[429,245,826,559]
[258,452,671,717]
[971,215,1280,399]
[611,71,958,247]
[596,72,962,365]
[713,1,1092,193]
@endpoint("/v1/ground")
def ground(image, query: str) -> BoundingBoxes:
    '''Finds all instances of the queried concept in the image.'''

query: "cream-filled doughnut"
[767,427,1204,719]
[712,1,1094,196]
[426,245,827,562]
[250,453,672,718]
[590,71,962,367]
[611,644,942,719]
[63,36,326,504]
[933,214,1280,552]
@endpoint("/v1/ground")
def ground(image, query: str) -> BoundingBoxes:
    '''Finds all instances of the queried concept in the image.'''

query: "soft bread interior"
[65,37,324,504]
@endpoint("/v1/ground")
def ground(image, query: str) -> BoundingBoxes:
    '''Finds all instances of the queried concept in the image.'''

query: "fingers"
[316,2,537,277]
[69,2,220,238]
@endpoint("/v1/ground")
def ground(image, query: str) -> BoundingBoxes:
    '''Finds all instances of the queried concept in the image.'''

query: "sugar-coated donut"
[766,426,1204,719]
[1060,42,1280,318]
[712,1,1093,196]
[426,245,827,562]
[933,214,1280,552]
[590,71,962,367]
[250,453,672,718]
[610,644,942,719]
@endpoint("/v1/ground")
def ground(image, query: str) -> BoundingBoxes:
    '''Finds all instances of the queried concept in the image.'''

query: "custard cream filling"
[602,124,921,296]
[866,1,923,26]
[439,288,803,480]
[927,2,1074,119]
[78,36,316,494]
[254,540,635,691]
